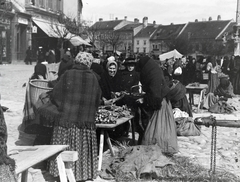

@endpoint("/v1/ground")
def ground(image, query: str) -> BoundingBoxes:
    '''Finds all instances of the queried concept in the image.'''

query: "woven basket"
[29,79,52,105]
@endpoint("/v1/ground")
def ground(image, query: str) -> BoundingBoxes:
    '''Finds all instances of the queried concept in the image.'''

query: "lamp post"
[234,0,240,56]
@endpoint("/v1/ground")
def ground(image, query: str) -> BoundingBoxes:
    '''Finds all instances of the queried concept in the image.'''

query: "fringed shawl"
[37,64,102,129]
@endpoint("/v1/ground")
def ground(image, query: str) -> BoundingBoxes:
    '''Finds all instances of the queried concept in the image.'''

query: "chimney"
[115,17,118,20]
[143,16,148,27]
[99,18,103,22]
[217,15,221,21]
[134,18,139,23]
[124,16,127,20]
[208,16,212,21]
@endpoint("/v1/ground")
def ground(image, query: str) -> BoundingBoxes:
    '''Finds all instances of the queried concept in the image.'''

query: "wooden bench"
[9,145,72,182]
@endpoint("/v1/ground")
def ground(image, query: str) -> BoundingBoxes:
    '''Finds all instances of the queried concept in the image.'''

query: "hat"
[123,57,136,65]
[75,52,94,68]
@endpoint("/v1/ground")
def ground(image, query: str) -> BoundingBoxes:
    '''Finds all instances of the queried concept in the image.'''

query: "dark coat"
[58,55,73,79]
[99,70,122,100]
[119,69,140,92]
[139,57,170,111]
[38,64,101,129]
[47,51,56,64]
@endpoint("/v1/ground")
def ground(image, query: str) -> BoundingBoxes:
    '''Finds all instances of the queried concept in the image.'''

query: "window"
[48,0,53,10]
[137,40,139,45]
[136,47,139,52]
[144,40,146,45]
[143,47,146,53]
[39,0,44,7]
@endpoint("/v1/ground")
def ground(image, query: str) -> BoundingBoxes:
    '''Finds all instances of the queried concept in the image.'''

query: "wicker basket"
[29,79,52,105]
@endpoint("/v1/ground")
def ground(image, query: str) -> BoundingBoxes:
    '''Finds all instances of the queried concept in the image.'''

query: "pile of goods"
[95,105,131,124]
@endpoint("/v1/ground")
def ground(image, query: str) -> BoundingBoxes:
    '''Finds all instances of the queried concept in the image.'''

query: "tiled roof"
[150,24,185,40]
[135,25,158,38]
[178,20,232,40]
[116,23,142,31]
[91,20,126,30]
[216,21,235,40]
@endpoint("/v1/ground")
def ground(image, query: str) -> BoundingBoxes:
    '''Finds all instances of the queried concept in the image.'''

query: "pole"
[234,0,240,56]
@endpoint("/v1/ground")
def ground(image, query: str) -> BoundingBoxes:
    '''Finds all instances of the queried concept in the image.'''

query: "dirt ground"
[1,63,240,181]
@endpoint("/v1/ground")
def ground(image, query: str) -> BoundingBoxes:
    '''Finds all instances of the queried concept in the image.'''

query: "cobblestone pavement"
[1,64,240,181]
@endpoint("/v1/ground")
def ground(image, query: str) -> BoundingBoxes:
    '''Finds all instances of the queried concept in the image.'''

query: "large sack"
[175,117,201,136]
[142,99,178,155]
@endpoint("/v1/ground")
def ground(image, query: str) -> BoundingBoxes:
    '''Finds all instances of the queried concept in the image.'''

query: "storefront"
[0,5,14,64]
[10,13,32,62]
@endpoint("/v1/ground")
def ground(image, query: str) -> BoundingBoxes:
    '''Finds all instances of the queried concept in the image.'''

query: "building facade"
[0,0,15,64]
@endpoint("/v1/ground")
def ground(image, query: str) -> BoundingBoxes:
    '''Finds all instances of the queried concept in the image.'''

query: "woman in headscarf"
[206,56,220,94]
[136,56,178,155]
[167,79,193,117]
[37,52,102,181]
[0,102,17,182]
[99,57,122,104]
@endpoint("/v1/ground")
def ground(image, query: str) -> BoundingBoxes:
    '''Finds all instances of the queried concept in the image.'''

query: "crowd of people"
[3,47,240,181]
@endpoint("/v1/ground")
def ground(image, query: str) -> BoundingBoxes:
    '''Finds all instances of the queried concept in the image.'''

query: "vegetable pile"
[95,105,131,124]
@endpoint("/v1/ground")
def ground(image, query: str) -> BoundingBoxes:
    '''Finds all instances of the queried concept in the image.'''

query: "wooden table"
[186,83,208,105]
[9,145,68,182]
[96,115,134,171]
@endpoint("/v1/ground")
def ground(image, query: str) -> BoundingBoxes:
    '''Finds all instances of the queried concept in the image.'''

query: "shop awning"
[32,18,91,46]
[32,18,66,38]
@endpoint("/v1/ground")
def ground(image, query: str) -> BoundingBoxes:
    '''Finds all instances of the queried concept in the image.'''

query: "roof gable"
[116,23,142,31]
[178,20,232,40]
[135,25,158,38]
[91,20,125,30]
[151,24,185,40]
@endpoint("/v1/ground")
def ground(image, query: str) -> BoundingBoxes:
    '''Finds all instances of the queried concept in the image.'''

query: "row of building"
[91,15,236,58]
[0,0,83,64]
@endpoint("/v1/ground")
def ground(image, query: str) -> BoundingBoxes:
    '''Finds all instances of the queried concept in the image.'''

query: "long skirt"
[142,98,178,155]
[47,125,98,181]
[207,72,219,94]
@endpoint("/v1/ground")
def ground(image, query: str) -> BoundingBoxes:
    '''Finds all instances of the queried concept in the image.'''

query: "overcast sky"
[82,0,238,25]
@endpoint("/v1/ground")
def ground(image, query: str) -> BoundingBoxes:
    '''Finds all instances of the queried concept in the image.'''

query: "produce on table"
[95,105,131,124]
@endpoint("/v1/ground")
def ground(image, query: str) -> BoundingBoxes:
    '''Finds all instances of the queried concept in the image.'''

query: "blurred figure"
[31,58,47,80]
[206,56,220,94]
[120,57,140,92]
[25,46,32,65]
[47,48,56,64]
[57,51,74,79]
[135,56,178,155]
[232,55,240,94]
[0,101,17,182]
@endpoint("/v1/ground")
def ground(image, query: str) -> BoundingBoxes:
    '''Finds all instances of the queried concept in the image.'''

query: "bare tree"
[102,30,123,53]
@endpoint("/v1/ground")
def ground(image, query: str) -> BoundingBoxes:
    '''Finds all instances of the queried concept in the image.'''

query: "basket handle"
[130,85,142,95]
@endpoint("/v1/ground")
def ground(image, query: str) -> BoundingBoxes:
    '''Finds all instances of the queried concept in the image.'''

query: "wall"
[134,37,150,53]
[63,0,78,20]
